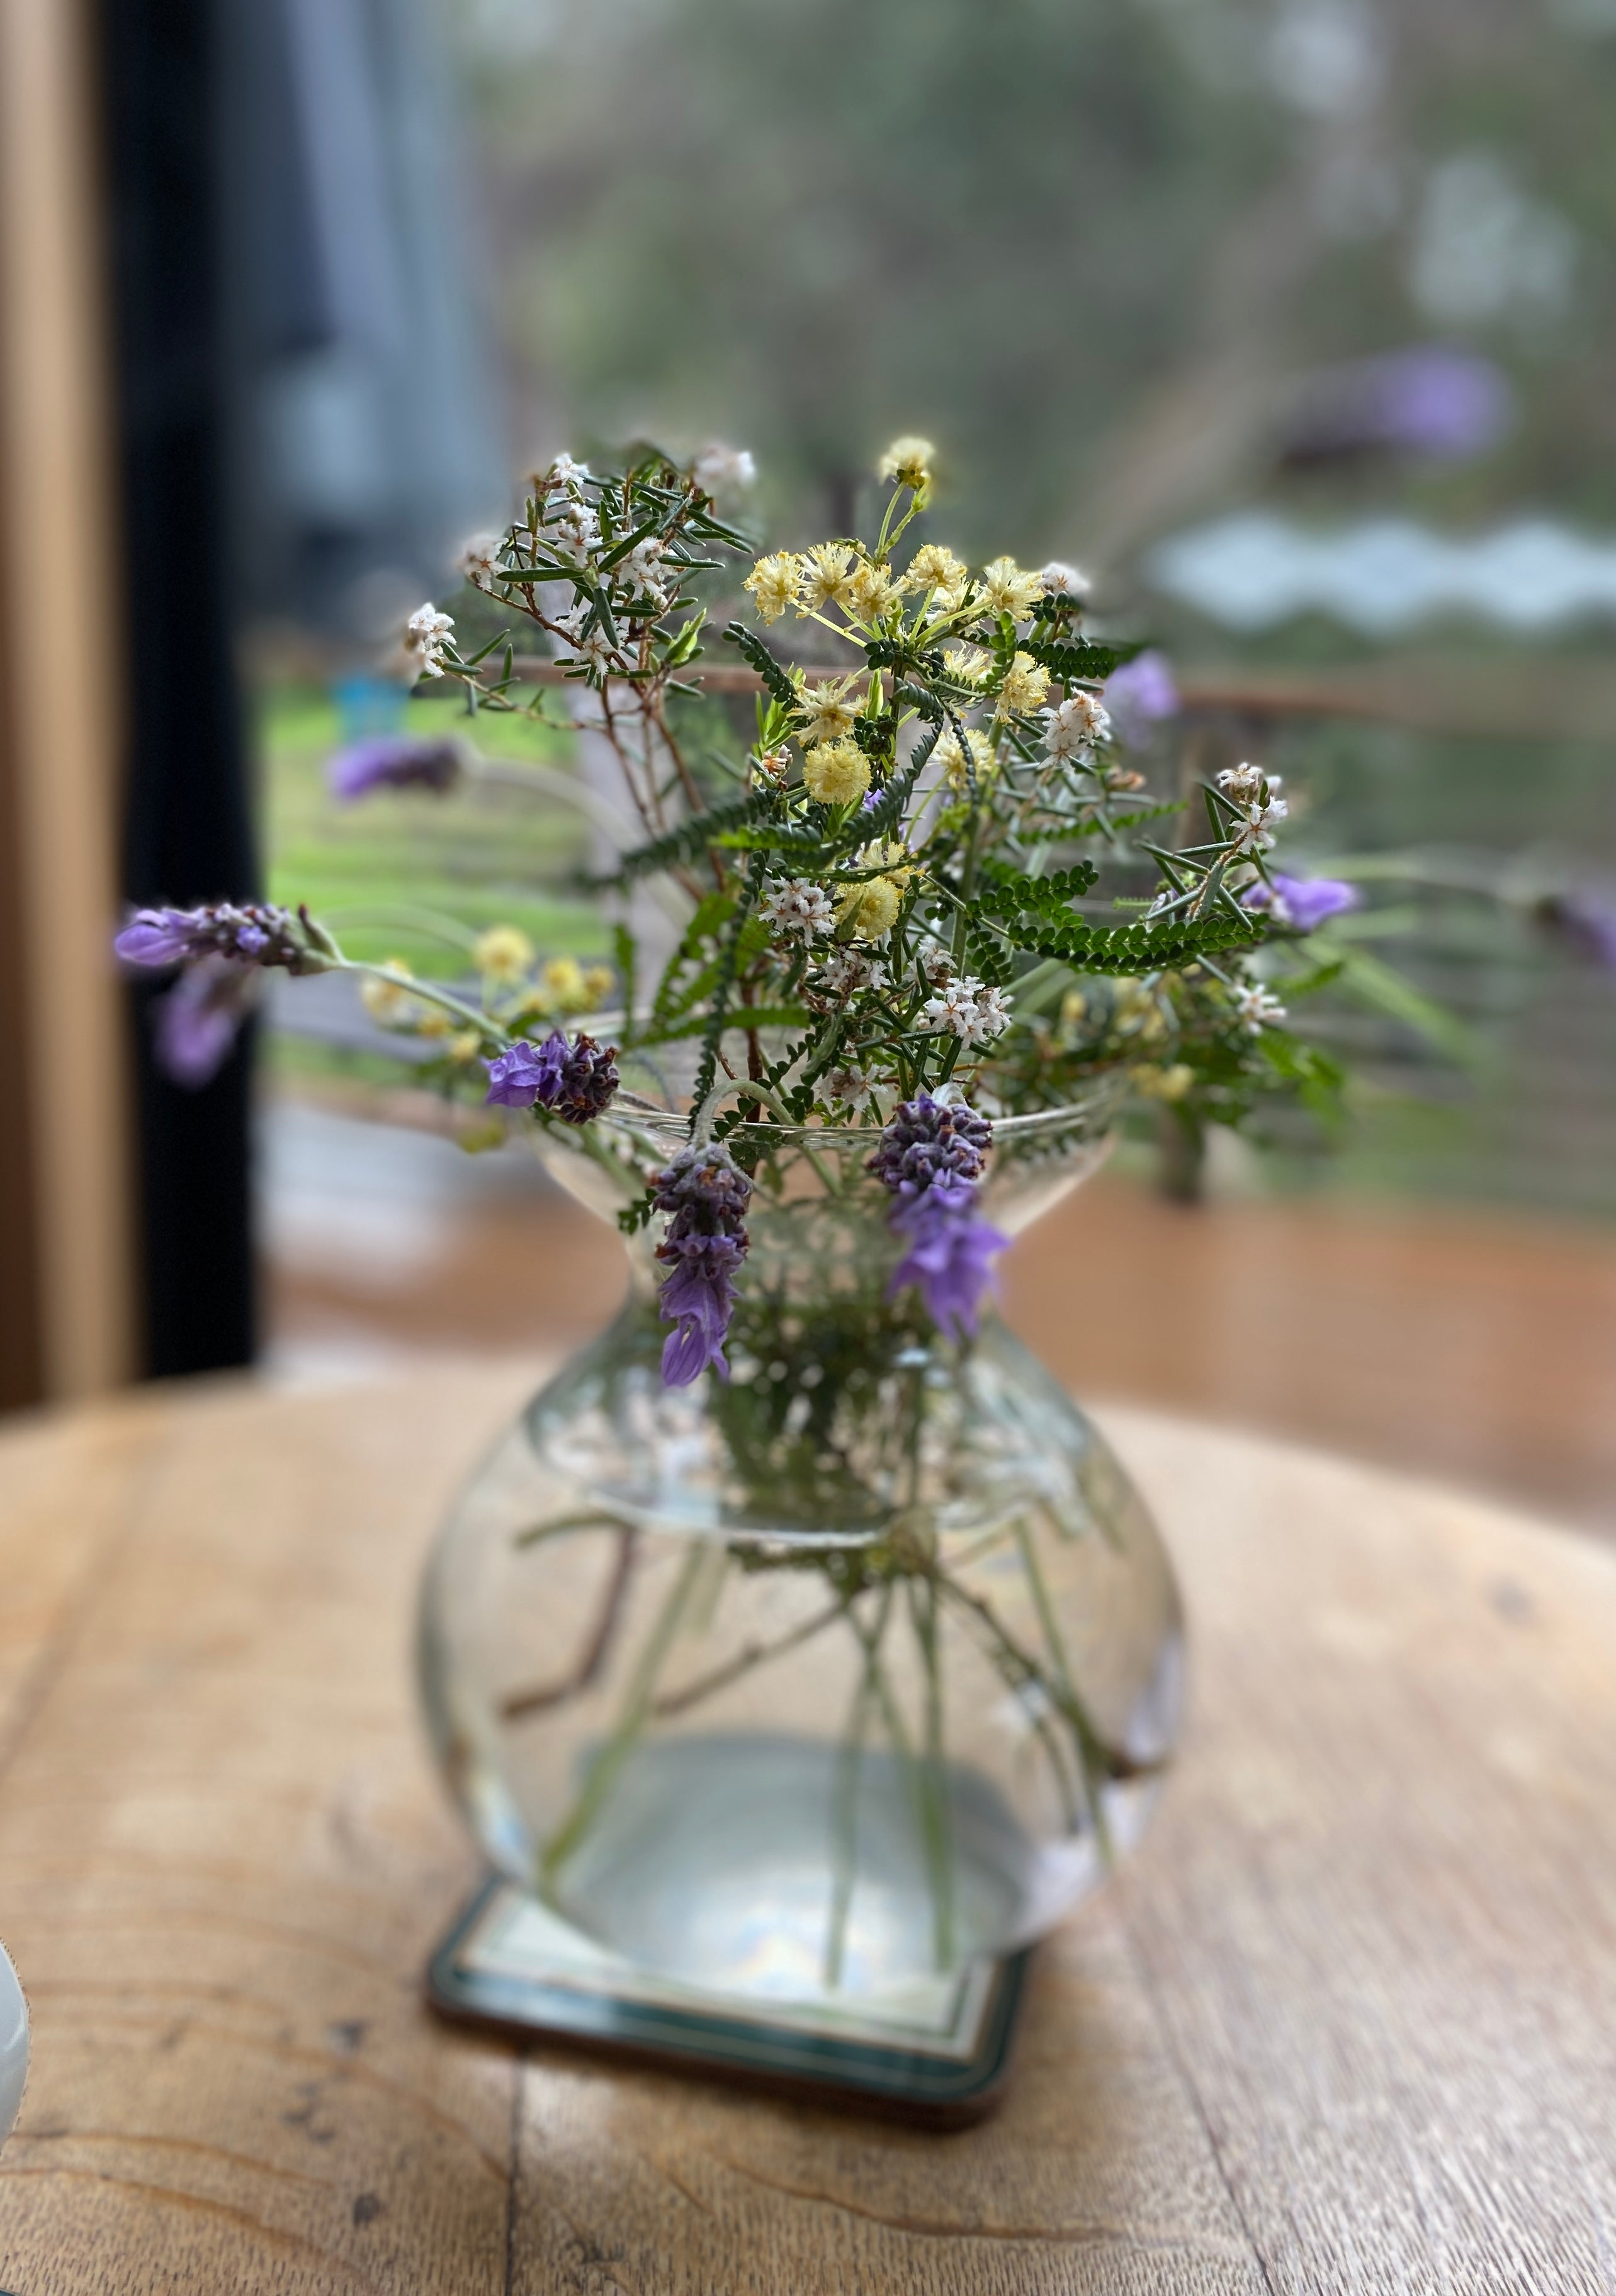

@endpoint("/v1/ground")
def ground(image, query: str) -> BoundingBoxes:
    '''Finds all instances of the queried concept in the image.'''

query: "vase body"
[418,1094,1183,2005]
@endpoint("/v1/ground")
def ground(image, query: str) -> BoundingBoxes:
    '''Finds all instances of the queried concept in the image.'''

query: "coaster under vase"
[427,1877,1029,2124]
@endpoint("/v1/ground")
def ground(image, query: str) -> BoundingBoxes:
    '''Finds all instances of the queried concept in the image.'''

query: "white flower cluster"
[920,974,1011,1045]
[1234,984,1287,1033]
[404,604,455,678]
[1039,560,1089,600]
[692,442,756,496]
[554,605,628,677]
[761,877,835,939]
[1040,691,1111,765]
[1217,764,1288,855]
[825,1066,876,1110]
[621,536,672,611]
[813,947,889,996]
[457,533,503,585]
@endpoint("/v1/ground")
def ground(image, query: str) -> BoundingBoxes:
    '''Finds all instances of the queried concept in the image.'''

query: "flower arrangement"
[117,434,1363,1388]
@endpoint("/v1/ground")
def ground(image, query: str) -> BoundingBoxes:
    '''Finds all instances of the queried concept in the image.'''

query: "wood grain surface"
[0,1362,1612,2293]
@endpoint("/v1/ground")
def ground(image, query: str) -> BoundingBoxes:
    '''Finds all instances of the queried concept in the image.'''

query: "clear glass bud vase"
[417,1091,1184,2005]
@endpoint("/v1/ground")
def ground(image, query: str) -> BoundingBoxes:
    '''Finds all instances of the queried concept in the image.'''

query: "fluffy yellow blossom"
[935,726,998,792]
[942,644,990,686]
[798,543,858,612]
[978,556,1044,621]
[1112,979,1170,1045]
[536,954,607,1013]
[803,739,871,807]
[475,925,535,982]
[878,436,936,488]
[361,957,425,1028]
[744,551,802,624]
[448,1029,484,1062]
[1135,1063,1195,1102]
[836,876,903,941]
[1059,988,1088,1030]
[795,675,862,746]
[997,652,1051,716]
[843,559,908,624]
[908,543,966,595]
[860,836,913,886]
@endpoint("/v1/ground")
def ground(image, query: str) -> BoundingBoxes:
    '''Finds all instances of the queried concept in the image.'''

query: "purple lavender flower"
[484,1030,619,1124]
[115,900,325,974]
[485,1035,569,1108]
[151,955,257,1088]
[650,1141,753,1385]
[870,1093,1006,1337]
[327,732,463,803]
[888,1173,1009,1339]
[657,1232,749,1385]
[866,1092,993,1197]
[1243,873,1361,932]
[1104,650,1180,749]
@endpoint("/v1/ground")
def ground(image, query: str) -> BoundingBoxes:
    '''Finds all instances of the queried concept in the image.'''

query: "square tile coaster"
[428,1879,1029,2124]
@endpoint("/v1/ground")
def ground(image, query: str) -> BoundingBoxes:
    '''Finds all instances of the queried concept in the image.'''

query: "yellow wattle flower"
[878,435,936,488]
[979,556,1043,621]
[744,551,802,624]
[799,543,857,612]
[803,740,871,807]
[997,652,1050,716]
[475,924,536,983]
[836,877,903,942]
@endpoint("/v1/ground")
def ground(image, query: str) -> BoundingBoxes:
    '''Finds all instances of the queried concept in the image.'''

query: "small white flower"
[457,532,503,585]
[920,975,1011,1046]
[692,442,757,495]
[1234,984,1287,1034]
[761,877,835,939]
[404,604,455,677]
[1039,692,1111,764]
[1217,762,1278,804]
[814,947,889,995]
[619,537,671,610]
[546,505,601,568]
[546,453,590,489]
[825,1066,876,1110]
[1226,794,1289,856]
[918,943,955,986]
[1040,560,1090,600]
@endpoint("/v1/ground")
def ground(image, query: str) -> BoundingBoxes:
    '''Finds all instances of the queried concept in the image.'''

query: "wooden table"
[0,1365,1613,2293]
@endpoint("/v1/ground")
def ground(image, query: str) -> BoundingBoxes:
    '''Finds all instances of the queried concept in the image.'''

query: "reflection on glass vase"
[417,1088,1184,2006]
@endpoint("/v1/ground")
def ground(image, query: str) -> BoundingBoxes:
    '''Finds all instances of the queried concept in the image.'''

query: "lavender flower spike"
[888,1172,1009,1340]
[485,1030,619,1124]
[870,1092,1006,1337]
[327,733,463,803]
[152,955,257,1088]
[650,1141,753,1385]
[115,900,327,974]
[1243,873,1360,932]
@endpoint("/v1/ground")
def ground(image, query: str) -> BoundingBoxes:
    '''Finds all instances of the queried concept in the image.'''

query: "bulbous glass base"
[418,1282,1184,2007]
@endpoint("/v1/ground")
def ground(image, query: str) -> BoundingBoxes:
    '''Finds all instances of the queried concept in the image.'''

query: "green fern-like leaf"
[723,622,798,708]
[1023,638,1146,684]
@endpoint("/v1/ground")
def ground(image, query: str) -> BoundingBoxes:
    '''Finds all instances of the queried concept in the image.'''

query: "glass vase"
[417,1089,1184,2006]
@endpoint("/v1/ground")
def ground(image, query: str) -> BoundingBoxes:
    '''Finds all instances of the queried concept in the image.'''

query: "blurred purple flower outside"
[1104,650,1180,748]
[1551,891,1616,973]
[327,733,463,802]
[1285,347,1512,465]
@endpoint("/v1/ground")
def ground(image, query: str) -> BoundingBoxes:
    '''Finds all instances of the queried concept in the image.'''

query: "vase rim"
[600,1072,1125,1150]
